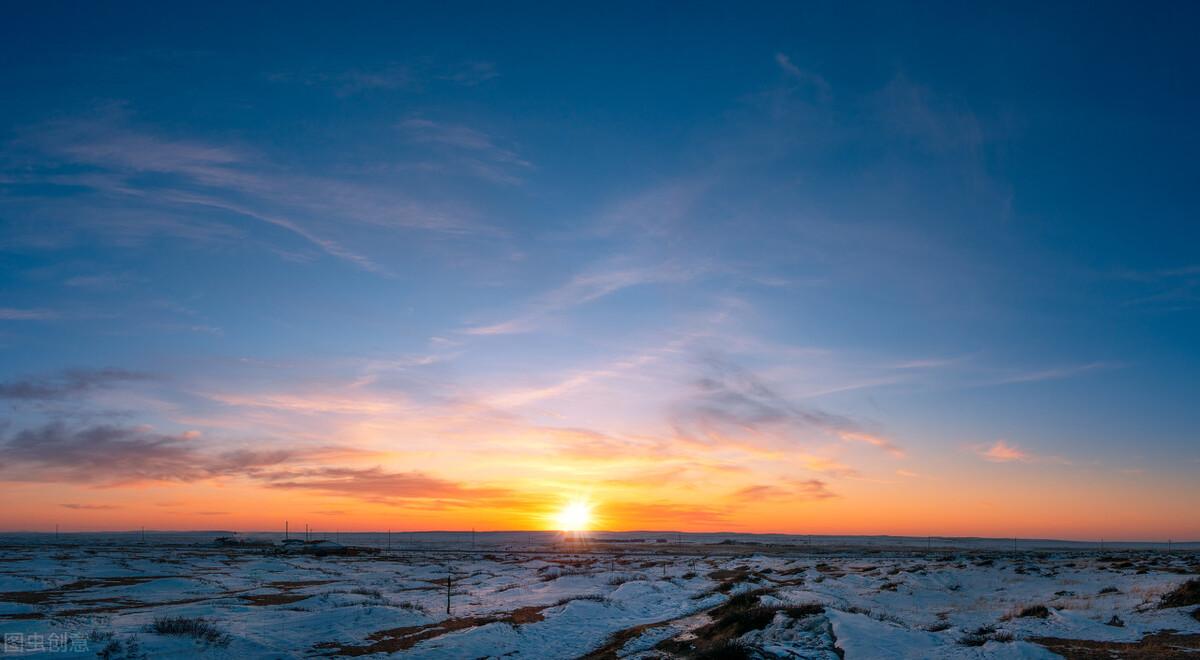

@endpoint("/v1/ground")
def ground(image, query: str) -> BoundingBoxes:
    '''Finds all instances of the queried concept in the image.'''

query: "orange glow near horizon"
[1,459,1198,541]
[0,375,1197,543]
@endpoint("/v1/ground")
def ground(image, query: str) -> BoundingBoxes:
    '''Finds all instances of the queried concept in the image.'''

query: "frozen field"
[1,537,1199,658]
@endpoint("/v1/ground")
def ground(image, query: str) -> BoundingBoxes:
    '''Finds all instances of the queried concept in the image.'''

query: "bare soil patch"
[1032,631,1200,659]
[316,604,548,655]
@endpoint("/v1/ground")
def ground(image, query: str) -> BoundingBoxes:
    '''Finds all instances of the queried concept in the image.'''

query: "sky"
[1,2,1198,540]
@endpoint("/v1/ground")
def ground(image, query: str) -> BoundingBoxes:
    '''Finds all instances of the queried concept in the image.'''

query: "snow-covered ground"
[1,540,1198,658]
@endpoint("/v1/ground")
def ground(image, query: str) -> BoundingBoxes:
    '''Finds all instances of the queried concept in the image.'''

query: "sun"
[554,501,593,532]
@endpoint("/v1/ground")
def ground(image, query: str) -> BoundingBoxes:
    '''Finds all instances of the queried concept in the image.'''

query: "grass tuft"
[1016,604,1051,619]
[146,616,231,646]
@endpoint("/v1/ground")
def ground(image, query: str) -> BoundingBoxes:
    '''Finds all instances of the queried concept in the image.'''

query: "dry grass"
[241,592,311,606]
[147,616,230,646]
[959,624,1013,647]
[657,590,823,657]
[0,576,176,605]
[1159,578,1200,609]
[315,604,549,655]
[693,639,754,659]
[1032,631,1200,659]
[1016,604,1051,618]
[577,618,679,660]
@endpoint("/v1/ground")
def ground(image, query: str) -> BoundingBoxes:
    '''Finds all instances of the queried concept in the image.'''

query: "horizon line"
[4,529,1198,545]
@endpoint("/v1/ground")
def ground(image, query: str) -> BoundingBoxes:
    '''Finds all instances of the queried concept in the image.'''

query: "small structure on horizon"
[275,538,378,557]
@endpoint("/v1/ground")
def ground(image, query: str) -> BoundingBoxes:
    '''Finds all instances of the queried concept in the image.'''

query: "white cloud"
[980,440,1029,463]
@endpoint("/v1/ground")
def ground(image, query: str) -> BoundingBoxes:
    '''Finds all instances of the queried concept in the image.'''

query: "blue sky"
[1,2,1197,536]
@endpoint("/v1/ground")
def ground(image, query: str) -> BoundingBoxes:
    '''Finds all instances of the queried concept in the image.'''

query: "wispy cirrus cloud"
[975,440,1073,466]
[1116,264,1200,311]
[986,361,1118,386]
[774,53,832,103]
[4,107,485,274]
[480,339,686,409]
[269,64,413,95]
[0,368,152,401]
[671,353,902,457]
[269,60,498,95]
[592,180,706,237]
[836,431,905,458]
[464,260,704,335]
[600,500,731,526]
[437,61,499,86]
[398,117,532,185]
[63,273,134,291]
[0,422,342,486]
[257,466,526,509]
[0,308,59,321]
[732,478,836,501]
[979,440,1029,463]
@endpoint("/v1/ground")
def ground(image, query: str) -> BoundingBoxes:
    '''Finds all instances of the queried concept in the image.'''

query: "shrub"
[780,602,824,619]
[707,601,823,639]
[958,633,987,647]
[712,591,762,615]
[1016,604,1050,619]
[96,636,147,660]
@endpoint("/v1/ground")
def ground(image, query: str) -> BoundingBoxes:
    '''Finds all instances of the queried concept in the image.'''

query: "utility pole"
[445,565,453,615]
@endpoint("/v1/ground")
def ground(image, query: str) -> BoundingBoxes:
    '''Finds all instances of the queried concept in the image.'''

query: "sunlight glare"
[554,501,593,531]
